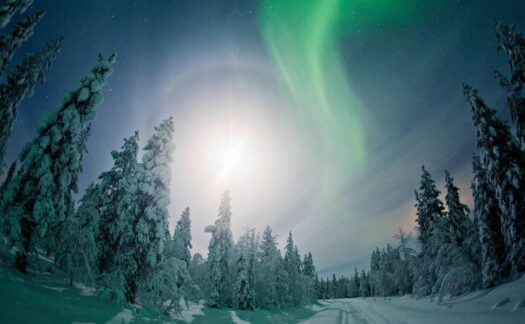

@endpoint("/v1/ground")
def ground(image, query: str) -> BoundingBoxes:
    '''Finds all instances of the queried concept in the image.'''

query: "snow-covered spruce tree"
[0,0,32,29]
[412,166,444,297]
[464,84,525,274]
[302,251,317,300]
[255,225,290,308]
[0,53,115,273]
[54,191,96,286]
[234,229,256,310]
[415,166,445,255]
[163,206,200,310]
[52,124,93,262]
[472,155,508,287]
[393,228,414,294]
[495,22,525,149]
[0,11,43,75]
[369,248,380,296]
[444,170,472,247]
[67,182,102,284]
[170,207,192,264]
[302,252,316,279]
[349,267,360,298]
[284,231,303,305]
[359,269,370,297]
[205,190,234,307]
[96,132,140,302]
[188,253,208,300]
[132,117,175,304]
[0,39,61,171]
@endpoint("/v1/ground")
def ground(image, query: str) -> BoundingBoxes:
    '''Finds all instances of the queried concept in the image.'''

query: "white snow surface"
[105,309,134,324]
[301,274,525,323]
[230,310,250,324]
[174,301,205,323]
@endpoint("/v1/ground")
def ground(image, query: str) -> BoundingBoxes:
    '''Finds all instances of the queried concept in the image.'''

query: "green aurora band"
[260,0,419,199]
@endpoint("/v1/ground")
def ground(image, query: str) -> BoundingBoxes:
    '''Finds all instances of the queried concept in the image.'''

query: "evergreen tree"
[495,22,525,149]
[393,228,414,294]
[55,184,102,287]
[188,253,207,300]
[0,11,42,75]
[171,207,192,264]
[132,117,175,302]
[0,0,32,29]
[235,229,255,310]
[472,155,508,287]
[284,231,302,305]
[96,132,140,302]
[464,84,525,273]
[205,190,234,307]
[0,39,61,171]
[0,53,115,273]
[369,248,380,296]
[255,225,290,308]
[302,252,316,279]
[412,166,444,296]
[359,269,369,297]
[415,166,445,254]
[444,170,472,246]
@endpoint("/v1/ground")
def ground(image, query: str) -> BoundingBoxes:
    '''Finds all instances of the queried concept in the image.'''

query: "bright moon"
[218,141,244,177]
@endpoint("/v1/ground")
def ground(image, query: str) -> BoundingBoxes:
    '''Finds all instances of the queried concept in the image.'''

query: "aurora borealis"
[4,0,525,276]
[259,0,422,199]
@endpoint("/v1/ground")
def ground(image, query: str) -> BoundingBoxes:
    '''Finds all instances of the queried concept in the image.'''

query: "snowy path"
[300,295,525,324]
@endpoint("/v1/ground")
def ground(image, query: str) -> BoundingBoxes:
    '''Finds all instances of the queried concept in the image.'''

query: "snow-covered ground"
[2,247,524,323]
[173,275,525,323]
[301,275,525,324]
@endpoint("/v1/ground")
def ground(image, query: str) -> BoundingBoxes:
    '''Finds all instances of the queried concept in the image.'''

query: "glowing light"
[218,140,244,177]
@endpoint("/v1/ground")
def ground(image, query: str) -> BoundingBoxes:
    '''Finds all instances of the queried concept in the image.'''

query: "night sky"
[4,0,525,275]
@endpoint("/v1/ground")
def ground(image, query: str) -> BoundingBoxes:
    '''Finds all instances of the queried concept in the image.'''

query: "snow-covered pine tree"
[495,22,525,149]
[205,190,234,307]
[171,207,192,264]
[0,11,43,75]
[0,53,115,273]
[284,231,302,305]
[464,84,525,274]
[444,170,472,246]
[234,229,255,310]
[412,166,445,296]
[393,228,414,294]
[302,252,316,279]
[97,132,140,297]
[131,117,175,303]
[255,225,290,308]
[350,267,360,298]
[70,183,102,283]
[0,39,61,171]
[188,253,207,299]
[359,269,369,297]
[55,184,103,286]
[472,155,508,287]
[0,0,32,29]
[369,248,380,296]
[415,166,445,254]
